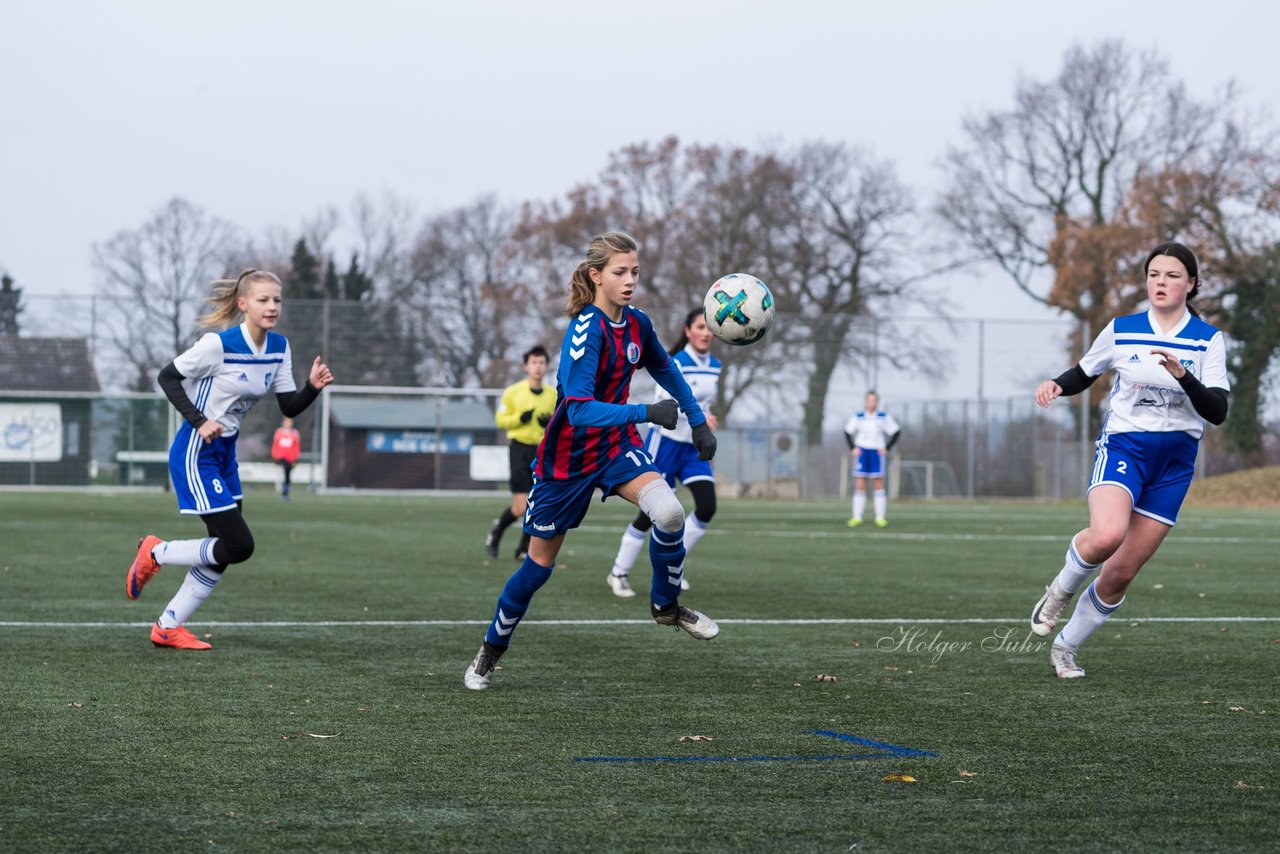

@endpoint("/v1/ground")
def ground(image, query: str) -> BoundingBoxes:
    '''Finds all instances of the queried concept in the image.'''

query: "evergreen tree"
[0,274,22,335]
[288,239,323,300]
[342,252,374,302]
[322,254,341,300]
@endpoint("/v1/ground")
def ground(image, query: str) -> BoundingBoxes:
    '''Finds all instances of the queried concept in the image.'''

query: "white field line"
[572,524,1280,545]
[1,616,1277,629]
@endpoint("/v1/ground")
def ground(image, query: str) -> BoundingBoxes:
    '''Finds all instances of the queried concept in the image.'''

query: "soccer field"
[2,490,1276,851]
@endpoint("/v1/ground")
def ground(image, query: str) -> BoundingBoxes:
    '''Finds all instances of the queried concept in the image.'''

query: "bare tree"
[403,195,532,387]
[91,197,240,389]
[938,40,1234,328]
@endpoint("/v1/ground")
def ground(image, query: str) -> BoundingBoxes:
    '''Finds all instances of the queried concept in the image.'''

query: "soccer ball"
[703,273,775,346]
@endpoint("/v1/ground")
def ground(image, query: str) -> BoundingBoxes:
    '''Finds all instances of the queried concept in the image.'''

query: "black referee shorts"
[509,440,539,494]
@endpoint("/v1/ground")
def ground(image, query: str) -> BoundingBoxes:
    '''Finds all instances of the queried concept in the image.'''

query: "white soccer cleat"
[1030,580,1074,637]
[463,643,502,690]
[652,603,719,640]
[607,573,637,598]
[1050,643,1085,679]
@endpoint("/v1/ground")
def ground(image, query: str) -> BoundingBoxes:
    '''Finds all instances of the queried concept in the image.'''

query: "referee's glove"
[537,412,551,427]
[519,409,534,424]
[691,422,717,461]
[645,400,679,430]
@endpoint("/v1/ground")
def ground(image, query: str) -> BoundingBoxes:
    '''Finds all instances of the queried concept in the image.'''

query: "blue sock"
[649,525,685,608]
[484,555,554,648]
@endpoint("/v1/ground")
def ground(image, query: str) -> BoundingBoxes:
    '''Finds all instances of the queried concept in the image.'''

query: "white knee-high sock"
[157,566,224,628]
[611,525,646,576]
[873,489,887,520]
[683,515,709,555]
[1054,536,1103,594]
[852,492,866,520]
[156,538,219,568]
[1056,580,1124,652]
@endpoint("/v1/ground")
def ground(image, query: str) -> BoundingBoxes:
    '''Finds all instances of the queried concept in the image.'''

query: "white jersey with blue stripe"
[171,323,297,438]
[1081,309,1229,439]
[651,345,720,444]
[843,410,900,450]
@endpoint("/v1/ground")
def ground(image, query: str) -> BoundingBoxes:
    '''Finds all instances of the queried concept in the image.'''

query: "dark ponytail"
[668,307,706,355]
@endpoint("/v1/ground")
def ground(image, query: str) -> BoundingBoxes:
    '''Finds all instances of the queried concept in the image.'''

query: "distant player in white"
[844,391,901,527]
[124,269,334,650]
[608,308,720,597]
[1029,243,1229,678]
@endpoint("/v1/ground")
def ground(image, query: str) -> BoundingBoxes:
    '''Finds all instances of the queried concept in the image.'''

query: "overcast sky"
[1,0,1274,403]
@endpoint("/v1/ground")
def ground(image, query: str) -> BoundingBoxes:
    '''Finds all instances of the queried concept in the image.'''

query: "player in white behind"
[124,269,334,649]
[1029,243,1229,678]
[843,391,901,527]
[608,308,720,597]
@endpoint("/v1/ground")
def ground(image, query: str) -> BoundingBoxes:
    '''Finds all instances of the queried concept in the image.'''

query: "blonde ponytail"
[564,231,639,316]
[198,268,281,330]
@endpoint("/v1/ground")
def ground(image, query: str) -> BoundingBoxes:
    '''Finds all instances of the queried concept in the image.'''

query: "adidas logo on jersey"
[237,372,250,382]
[1127,354,1141,363]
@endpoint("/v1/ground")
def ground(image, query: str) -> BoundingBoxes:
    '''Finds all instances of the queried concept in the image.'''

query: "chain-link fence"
[5,293,1252,495]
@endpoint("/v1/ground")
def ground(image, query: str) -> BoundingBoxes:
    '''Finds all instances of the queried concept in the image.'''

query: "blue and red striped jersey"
[535,304,676,481]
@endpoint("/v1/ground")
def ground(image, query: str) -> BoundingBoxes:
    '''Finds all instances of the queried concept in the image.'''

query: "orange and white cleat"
[150,623,212,650]
[126,535,164,600]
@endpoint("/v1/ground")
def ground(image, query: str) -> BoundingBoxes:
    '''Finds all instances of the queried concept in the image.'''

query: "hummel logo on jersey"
[237,372,250,381]
[1127,354,1141,363]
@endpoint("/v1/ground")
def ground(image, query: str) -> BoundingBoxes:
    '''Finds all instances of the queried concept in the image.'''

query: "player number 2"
[1116,461,1128,475]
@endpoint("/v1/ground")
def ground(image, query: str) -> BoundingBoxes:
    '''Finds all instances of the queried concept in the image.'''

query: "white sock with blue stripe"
[852,492,866,520]
[157,566,224,628]
[1054,536,1102,594]
[1055,579,1124,652]
[611,524,646,576]
[155,537,219,568]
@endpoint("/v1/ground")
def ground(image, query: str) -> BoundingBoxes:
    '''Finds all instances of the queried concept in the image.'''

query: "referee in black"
[485,346,556,560]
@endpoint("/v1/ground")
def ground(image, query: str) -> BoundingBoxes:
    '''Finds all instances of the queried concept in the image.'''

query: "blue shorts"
[170,425,243,516]
[1089,431,1198,526]
[644,429,714,488]
[523,445,660,539]
[853,447,884,478]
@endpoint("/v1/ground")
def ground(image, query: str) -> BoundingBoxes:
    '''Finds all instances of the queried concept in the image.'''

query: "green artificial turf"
[1,491,1276,851]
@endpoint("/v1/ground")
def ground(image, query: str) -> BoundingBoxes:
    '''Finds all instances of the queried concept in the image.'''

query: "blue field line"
[573,729,938,763]
[1,615,1278,629]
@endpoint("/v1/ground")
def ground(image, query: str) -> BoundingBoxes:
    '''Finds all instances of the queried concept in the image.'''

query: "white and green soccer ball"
[703,273,776,346]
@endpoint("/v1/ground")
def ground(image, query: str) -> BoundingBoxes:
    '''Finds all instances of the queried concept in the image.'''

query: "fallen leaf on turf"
[959,770,977,778]
[850,640,861,648]
[1202,700,1212,705]
[881,774,916,783]
[221,811,235,818]
[1229,707,1247,712]
[67,702,83,708]
[1153,583,1164,589]
[679,735,713,742]
[814,674,838,682]
[1235,781,1250,790]
[305,732,340,738]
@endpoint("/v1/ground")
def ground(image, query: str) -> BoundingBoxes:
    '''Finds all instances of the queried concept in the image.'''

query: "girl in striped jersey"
[1029,243,1229,678]
[124,269,334,649]
[465,232,719,690]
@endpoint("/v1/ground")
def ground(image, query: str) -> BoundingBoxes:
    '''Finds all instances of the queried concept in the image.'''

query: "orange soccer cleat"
[126,535,164,600]
[150,623,212,650]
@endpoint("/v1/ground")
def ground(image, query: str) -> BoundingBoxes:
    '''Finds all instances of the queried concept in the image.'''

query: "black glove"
[519,409,534,424]
[691,422,717,461]
[537,412,551,427]
[645,399,679,430]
